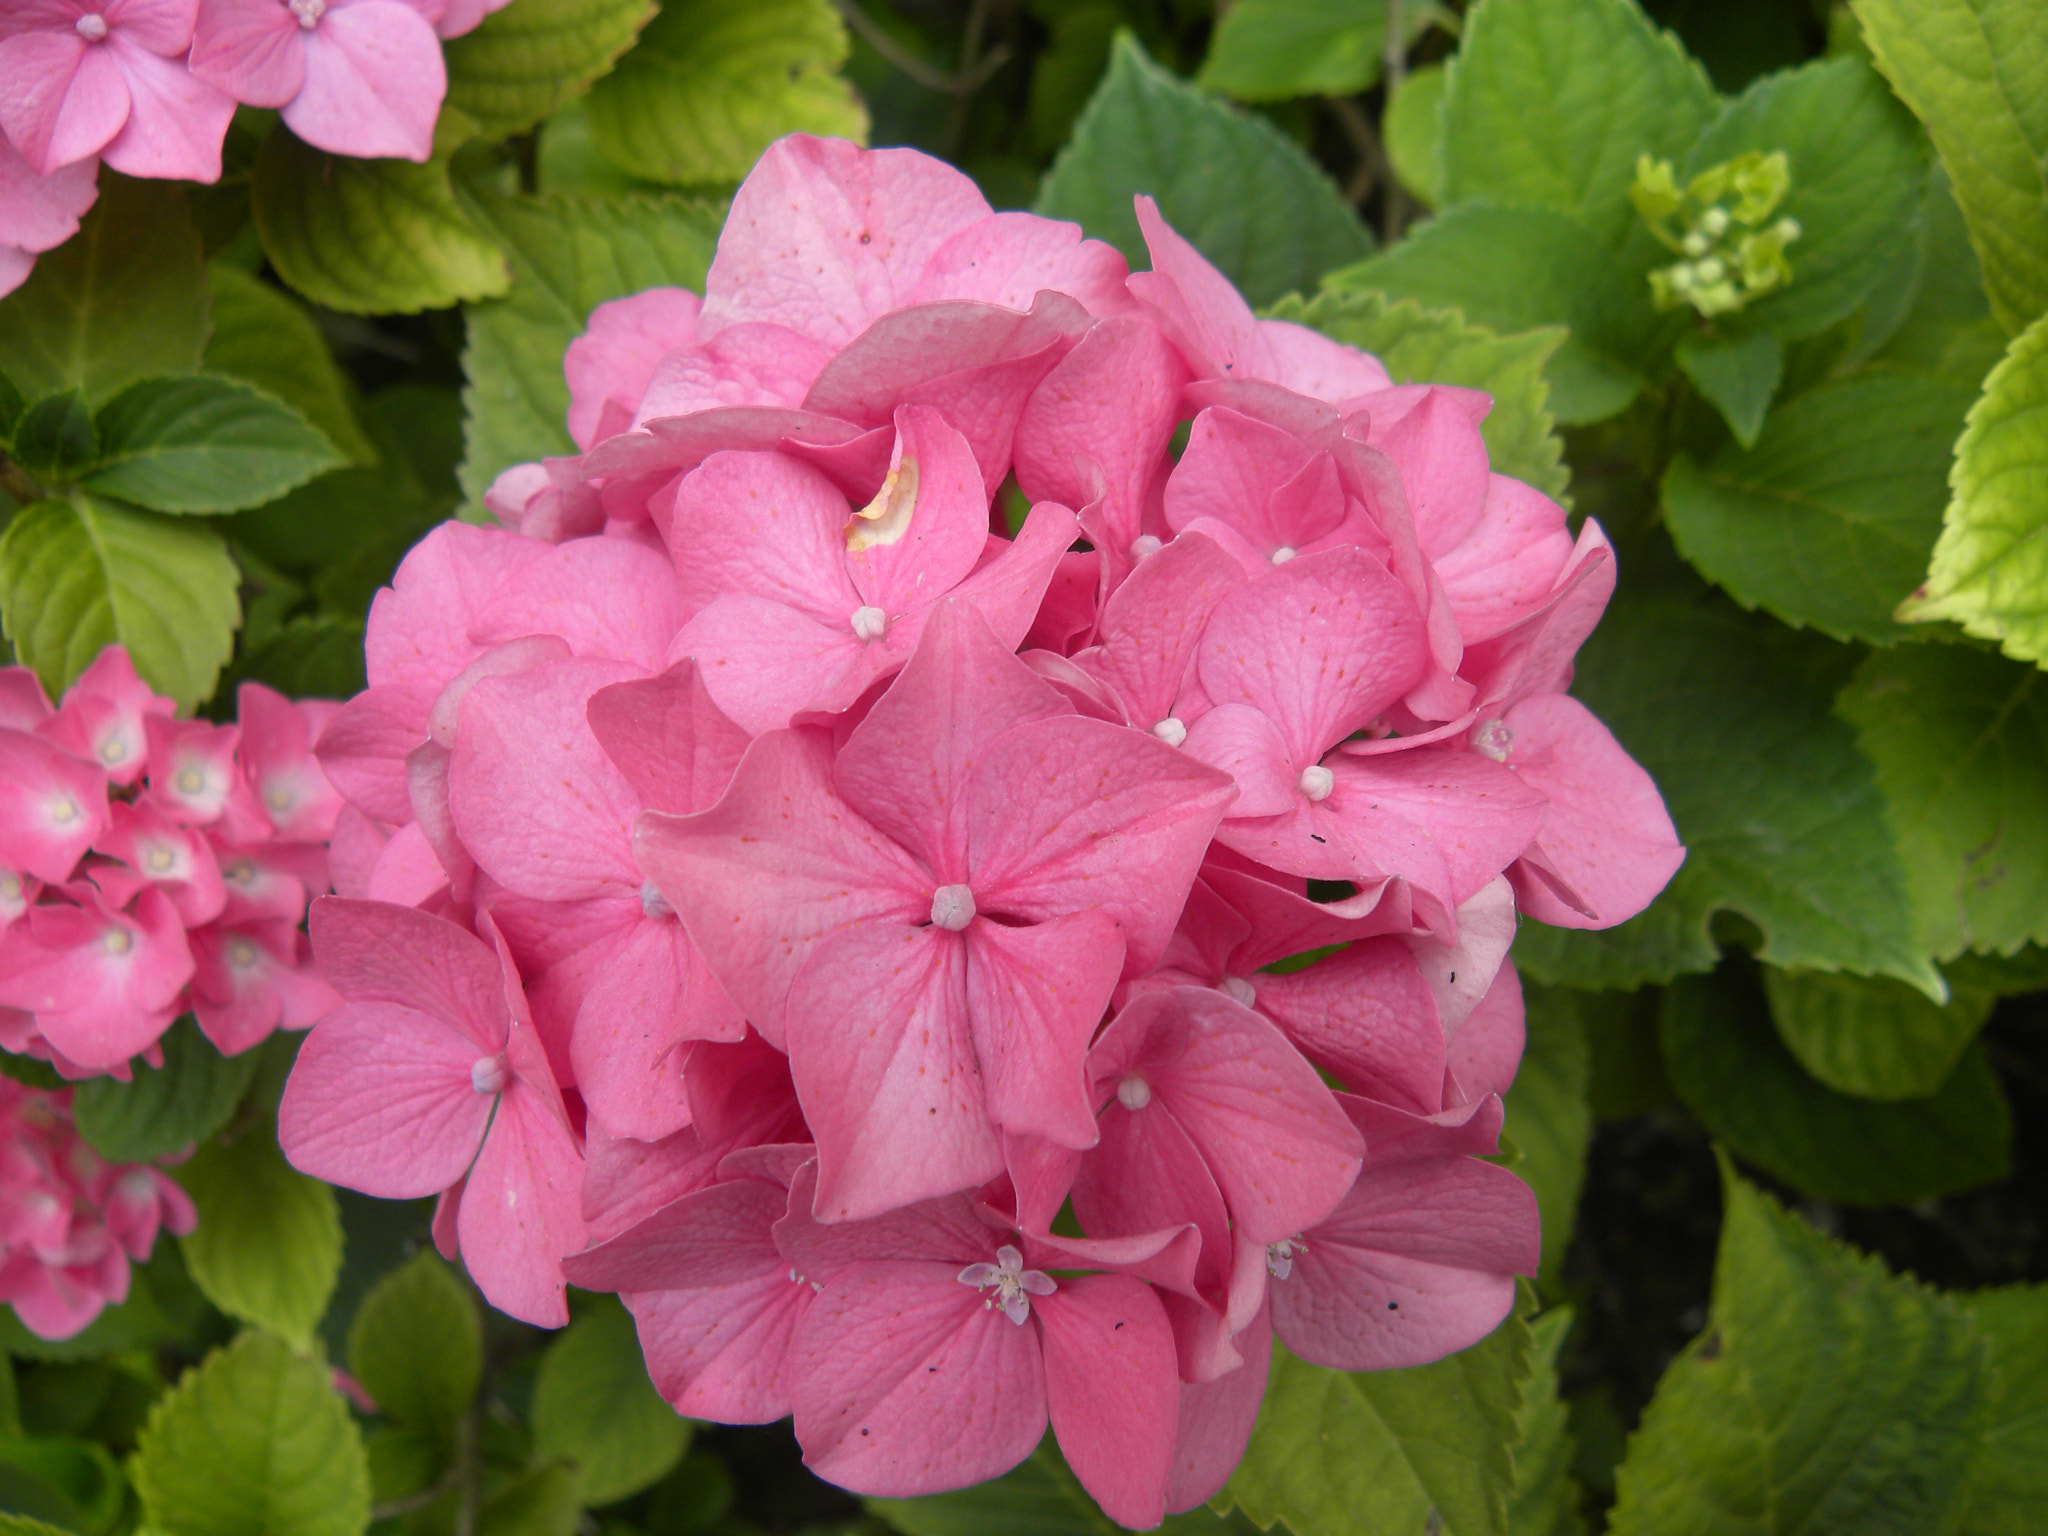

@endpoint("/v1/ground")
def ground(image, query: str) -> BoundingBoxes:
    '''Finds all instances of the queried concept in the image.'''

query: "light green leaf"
[10,392,99,482]
[1662,372,1978,644]
[452,183,723,505]
[1898,309,2048,663]
[1383,63,1449,208]
[1272,287,1569,499]
[1954,1284,2048,1535]
[1440,0,1717,249]
[871,1435,1256,1534]
[1505,983,1592,1299]
[178,1127,343,1351]
[1221,1312,1533,1536]
[0,1514,71,1536]
[204,266,376,467]
[251,120,510,316]
[71,1018,261,1164]
[1328,203,1670,424]
[1659,964,2010,1206]
[1509,1309,1586,1536]
[1509,589,1938,994]
[1607,1165,1987,1535]
[0,494,240,710]
[81,375,341,515]
[444,0,653,141]
[530,1299,688,1507]
[1198,0,1427,102]
[1852,0,2048,335]
[583,0,865,186]
[346,1252,480,1444]
[228,616,369,702]
[0,1436,125,1536]
[1036,32,1374,310]
[1674,331,1781,447]
[0,175,207,406]
[1763,964,1997,1100]
[134,1332,370,1536]
[1837,643,2048,960]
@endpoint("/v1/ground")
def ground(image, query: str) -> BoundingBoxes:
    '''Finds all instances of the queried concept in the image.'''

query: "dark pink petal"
[96,35,231,181]
[309,897,508,1051]
[564,1176,784,1294]
[965,910,1121,1150]
[1432,474,1575,644]
[1072,530,1244,731]
[0,30,124,174]
[1360,386,1493,560]
[773,1166,1001,1281]
[0,729,108,883]
[585,660,752,816]
[631,1273,811,1424]
[935,500,1082,649]
[38,646,170,785]
[283,0,442,162]
[144,716,250,829]
[1165,1299,1272,1512]
[1251,940,1446,1113]
[572,917,743,1142]
[456,1081,585,1327]
[1072,1083,1232,1299]
[91,801,226,925]
[1164,406,1345,558]
[235,682,344,841]
[190,920,340,1056]
[1037,1274,1178,1529]
[1327,747,1546,907]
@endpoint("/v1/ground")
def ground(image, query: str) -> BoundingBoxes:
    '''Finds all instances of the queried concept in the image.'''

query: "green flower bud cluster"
[1631,150,1802,318]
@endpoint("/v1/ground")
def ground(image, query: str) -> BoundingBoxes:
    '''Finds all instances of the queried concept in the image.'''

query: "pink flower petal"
[1037,1274,1178,1529]
[98,35,231,182]
[965,910,1122,1150]
[283,0,443,163]
[0,31,125,176]
[455,1081,585,1326]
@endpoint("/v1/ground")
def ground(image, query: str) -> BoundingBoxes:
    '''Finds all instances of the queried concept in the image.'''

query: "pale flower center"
[288,0,325,26]
[850,605,888,642]
[102,928,133,957]
[98,733,130,765]
[1129,535,1163,561]
[176,767,206,795]
[228,939,260,969]
[929,884,975,931]
[1151,717,1187,748]
[1298,764,1335,801]
[470,1054,509,1095]
[1220,975,1257,1007]
[1266,1236,1307,1281]
[266,782,295,813]
[48,796,79,826]
[1116,1076,1151,1111]
[640,879,674,919]
[225,860,257,887]
[74,12,108,39]
[0,872,20,902]
[958,1243,1056,1325]
[145,846,176,873]
[1269,545,1298,565]
[1472,718,1513,763]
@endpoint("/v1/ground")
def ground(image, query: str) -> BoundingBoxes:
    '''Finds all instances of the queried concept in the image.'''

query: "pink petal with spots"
[456,1080,585,1326]
[1432,474,1576,644]
[309,897,508,1051]
[468,537,682,671]
[631,1274,812,1423]
[914,211,1130,315]
[1038,1274,1178,1529]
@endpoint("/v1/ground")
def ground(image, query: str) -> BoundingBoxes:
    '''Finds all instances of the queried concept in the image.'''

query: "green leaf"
[452,183,723,505]
[1866,165,2002,385]
[1221,1312,1533,1536]
[10,392,99,482]
[1898,310,2048,663]
[1036,32,1373,311]
[80,375,341,515]
[530,1299,688,1506]
[0,493,240,710]
[1383,63,1449,208]
[1328,203,1670,424]
[477,1464,581,1536]
[0,372,25,444]
[1509,587,1938,994]
[0,1435,125,1536]
[1606,1165,1988,1535]
[1762,964,1997,1100]
[0,175,207,406]
[71,1017,261,1163]
[1953,1284,2048,1535]
[1439,0,1717,249]
[1674,331,1781,447]
[1198,0,1424,102]
[1272,287,1569,499]
[251,120,510,316]
[178,1126,343,1351]
[346,1252,480,1443]
[204,266,376,467]
[582,0,865,186]
[229,615,369,701]
[0,1513,73,1536]
[1505,983,1593,1299]
[1851,0,2048,336]
[133,1331,371,1536]
[1837,643,2048,960]
[1661,372,1978,644]
[1509,1309,1586,1536]
[872,1435,1255,1534]
[1679,56,1926,345]
[443,0,653,141]
[1659,963,2010,1206]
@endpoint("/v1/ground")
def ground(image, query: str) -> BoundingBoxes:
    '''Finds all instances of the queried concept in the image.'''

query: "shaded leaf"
[530,1300,688,1506]
[10,393,98,482]
[1199,0,1425,102]
[1505,983,1593,1299]
[1674,331,1780,447]
[1954,1284,2048,1536]
[203,266,376,467]
[178,1126,343,1351]
[72,1018,260,1164]
[444,0,652,141]
[1762,964,1996,1100]
[347,1252,480,1444]
[82,375,341,515]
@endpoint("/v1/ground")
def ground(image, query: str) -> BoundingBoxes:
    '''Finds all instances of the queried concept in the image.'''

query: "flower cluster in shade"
[0,649,344,1077]
[277,134,1685,1528]
[0,1076,196,1339]
[0,0,504,293]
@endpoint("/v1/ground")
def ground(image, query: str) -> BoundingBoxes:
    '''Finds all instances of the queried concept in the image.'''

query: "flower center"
[1297,764,1335,801]
[176,767,206,795]
[1266,1236,1307,1280]
[958,1244,1055,1325]
[228,939,260,969]
[1129,534,1163,561]
[929,884,975,931]
[266,783,295,813]
[288,0,325,26]
[1116,1076,1151,1111]
[1220,975,1256,1007]
[74,12,108,39]
[98,733,130,765]
[850,605,888,642]
[1151,717,1187,748]
[48,796,79,826]
[102,929,133,957]
[0,872,20,902]
[470,1054,509,1095]
[640,879,674,919]
[225,860,257,887]
[1270,545,1298,565]
[145,846,176,873]
[1472,718,1513,763]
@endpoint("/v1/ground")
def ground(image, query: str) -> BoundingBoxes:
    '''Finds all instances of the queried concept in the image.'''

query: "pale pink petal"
[566,288,702,449]
[1127,196,1271,384]
[0,139,97,254]
[468,537,682,671]
[104,0,198,56]
[1165,1300,1272,1512]
[843,406,990,617]
[1251,941,1446,1113]
[0,31,124,175]
[456,1082,584,1326]
[634,321,828,426]
[1447,959,1524,1105]
[914,211,1131,316]
[662,448,860,621]
[585,660,752,816]
[1255,319,1392,403]
[283,0,442,162]
[965,910,1122,1150]
[365,522,550,692]
[670,594,872,736]
[1073,530,1244,731]
[97,36,231,181]
[565,1176,785,1294]
[1433,475,1575,644]
[308,896,508,1050]
[188,0,304,107]
[572,919,743,1142]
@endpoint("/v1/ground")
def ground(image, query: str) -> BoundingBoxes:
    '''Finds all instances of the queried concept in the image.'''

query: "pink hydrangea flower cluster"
[0,649,344,1076]
[0,0,504,294]
[278,135,1684,1527]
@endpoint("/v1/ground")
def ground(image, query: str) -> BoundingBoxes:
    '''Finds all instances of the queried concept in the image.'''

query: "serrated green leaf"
[1198,0,1426,102]
[1674,331,1781,447]
[1221,1311,1533,1536]
[1607,1165,1988,1535]
[1899,310,2048,663]
[1763,964,1996,1100]
[583,0,865,186]
[203,266,376,467]
[0,494,240,710]
[0,175,207,407]
[251,122,510,316]
[1953,1284,2048,1535]
[346,1252,480,1443]
[71,1018,260,1163]
[1440,0,1717,249]
[1837,643,2048,960]
[80,375,341,515]
[1383,63,1448,208]
[178,1127,342,1351]
[443,0,653,141]
[1509,585,1939,995]
[531,1300,688,1507]
[1662,372,1978,643]
[0,1514,71,1536]
[1328,203,1670,424]
[1509,1309,1585,1536]
[10,392,99,482]
[133,1331,370,1536]
[1505,983,1592,1299]
[228,616,369,701]
[1036,33,1373,311]
[1660,963,2009,1206]
[452,183,722,505]
[1852,0,2048,336]
[1273,287,1569,499]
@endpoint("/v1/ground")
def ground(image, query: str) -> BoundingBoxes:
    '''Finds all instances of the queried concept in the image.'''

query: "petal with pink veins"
[566,288,702,448]
[0,30,125,175]
[283,0,442,163]
[965,910,1121,1150]
[455,1081,585,1327]
[309,897,509,1051]
[188,0,304,107]
[97,36,232,181]
[1036,1274,1178,1529]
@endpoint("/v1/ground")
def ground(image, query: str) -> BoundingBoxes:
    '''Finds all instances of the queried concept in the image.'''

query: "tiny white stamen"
[145,847,175,873]
[1266,1237,1306,1281]
[930,884,975,931]
[103,929,133,957]
[1151,717,1187,748]
[1269,545,1298,565]
[958,1244,1056,1325]
[288,0,324,26]
[1472,718,1513,763]
[1129,535,1163,561]
[74,12,107,39]
[1116,1076,1152,1111]
[850,605,888,642]
[640,879,674,919]
[176,767,206,795]
[1298,765,1335,801]
[1220,975,1257,1008]
[470,1054,509,1095]
[49,797,79,826]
